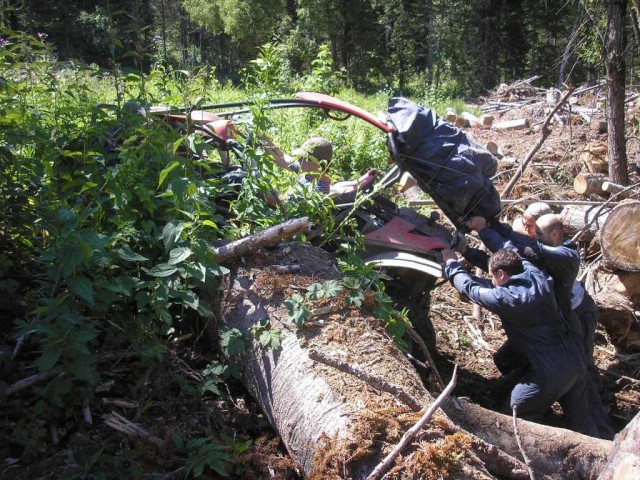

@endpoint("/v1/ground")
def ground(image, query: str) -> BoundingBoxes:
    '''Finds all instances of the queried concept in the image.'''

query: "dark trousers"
[493,340,598,437]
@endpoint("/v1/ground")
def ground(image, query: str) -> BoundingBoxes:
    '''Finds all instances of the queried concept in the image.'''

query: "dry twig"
[365,366,458,480]
[512,406,538,480]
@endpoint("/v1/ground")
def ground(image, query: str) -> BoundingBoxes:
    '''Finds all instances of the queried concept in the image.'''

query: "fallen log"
[218,242,614,478]
[445,399,612,480]
[602,181,638,199]
[560,205,611,242]
[212,217,310,264]
[597,411,640,480]
[218,243,497,478]
[600,200,640,271]
[574,173,608,196]
[494,118,531,130]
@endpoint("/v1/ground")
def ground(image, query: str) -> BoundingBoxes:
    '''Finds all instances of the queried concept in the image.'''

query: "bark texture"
[597,411,640,480]
[446,400,612,480]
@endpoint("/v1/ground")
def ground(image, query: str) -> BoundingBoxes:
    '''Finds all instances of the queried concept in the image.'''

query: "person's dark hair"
[489,249,524,277]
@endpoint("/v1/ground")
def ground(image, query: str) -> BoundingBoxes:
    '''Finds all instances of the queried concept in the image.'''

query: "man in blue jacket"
[442,247,597,436]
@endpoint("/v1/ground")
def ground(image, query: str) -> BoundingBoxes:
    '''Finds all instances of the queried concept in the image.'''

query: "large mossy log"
[218,242,613,478]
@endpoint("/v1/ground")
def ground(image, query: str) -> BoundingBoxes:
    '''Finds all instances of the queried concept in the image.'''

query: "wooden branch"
[104,411,165,450]
[3,351,137,397]
[365,366,458,480]
[501,87,575,199]
[513,406,538,480]
[405,325,445,391]
[3,366,64,396]
[308,349,423,411]
[212,217,311,264]
[494,118,531,130]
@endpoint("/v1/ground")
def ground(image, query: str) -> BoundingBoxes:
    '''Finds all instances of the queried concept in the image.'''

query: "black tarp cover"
[388,97,502,229]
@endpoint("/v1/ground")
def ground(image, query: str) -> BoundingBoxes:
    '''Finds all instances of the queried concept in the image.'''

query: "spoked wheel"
[379,266,437,354]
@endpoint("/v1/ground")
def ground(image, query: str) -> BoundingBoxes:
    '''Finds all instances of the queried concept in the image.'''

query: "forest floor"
[3,85,640,479]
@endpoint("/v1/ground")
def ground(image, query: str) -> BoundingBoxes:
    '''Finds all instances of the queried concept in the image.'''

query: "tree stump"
[600,200,640,272]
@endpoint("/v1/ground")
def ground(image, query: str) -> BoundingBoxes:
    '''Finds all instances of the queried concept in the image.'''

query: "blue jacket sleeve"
[461,247,489,272]
[444,261,503,311]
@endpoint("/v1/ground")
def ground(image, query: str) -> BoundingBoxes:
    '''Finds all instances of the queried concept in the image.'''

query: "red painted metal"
[296,92,394,133]
[364,216,448,253]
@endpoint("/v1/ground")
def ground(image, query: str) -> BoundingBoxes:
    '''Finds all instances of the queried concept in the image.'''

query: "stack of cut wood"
[576,200,640,351]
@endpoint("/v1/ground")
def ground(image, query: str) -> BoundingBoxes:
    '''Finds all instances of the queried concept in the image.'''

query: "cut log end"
[601,201,640,272]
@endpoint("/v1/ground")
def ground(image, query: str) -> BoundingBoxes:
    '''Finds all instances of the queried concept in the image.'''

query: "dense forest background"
[3,0,634,96]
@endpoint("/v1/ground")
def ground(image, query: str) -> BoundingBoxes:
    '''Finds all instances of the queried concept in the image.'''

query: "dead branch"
[513,406,538,480]
[212,217,311,264]
[104,411,165,450]
[405,325,445,391]
[501,87,575,198]
[308,349,423,411]
[365,366,458,480]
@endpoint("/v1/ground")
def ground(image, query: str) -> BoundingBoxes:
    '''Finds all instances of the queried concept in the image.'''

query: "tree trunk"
[445,400,612,480]
[600,200,640,271]
[605,0,630,186]
[560,205,612,242]
[218,243,495,478]
[217,242,615,478]
[597,411,640,479]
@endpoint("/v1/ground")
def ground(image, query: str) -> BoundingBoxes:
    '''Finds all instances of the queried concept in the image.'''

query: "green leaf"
[158,161,180,189]
[68,357,99,384]
[293,305,312,326]
[168,247,192,265]
[183,262,207,282]
[117,247,149,262]
[58,242,83,277]
[35,346,61,372]
[160,221,187,250]
[259,328,282,350]
[321,280,342,297]
[144,263,178,277]
[70,276,94,305]
[180,290,200,310]
[306,283,324,300]
[346,290,365,308]
[220,328,245,357]
[202,220,218,229]
[172,138,184,154]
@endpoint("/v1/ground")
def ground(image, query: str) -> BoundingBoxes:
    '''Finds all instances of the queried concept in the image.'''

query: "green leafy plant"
[250,319,283,351]
[181,436,233,478]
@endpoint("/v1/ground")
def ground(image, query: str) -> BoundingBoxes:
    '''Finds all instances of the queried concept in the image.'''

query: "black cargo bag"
[387,97,502,229]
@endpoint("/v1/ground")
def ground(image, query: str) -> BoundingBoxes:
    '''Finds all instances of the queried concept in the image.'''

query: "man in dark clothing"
[459,215,612,437]
[442,247,598,436]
